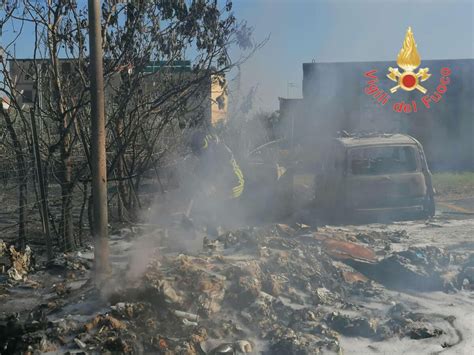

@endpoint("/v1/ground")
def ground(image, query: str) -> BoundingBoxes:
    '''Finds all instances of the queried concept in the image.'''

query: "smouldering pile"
[1,225,472,354]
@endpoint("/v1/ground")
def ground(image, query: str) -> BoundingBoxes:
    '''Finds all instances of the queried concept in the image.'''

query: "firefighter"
[189,129,245,232]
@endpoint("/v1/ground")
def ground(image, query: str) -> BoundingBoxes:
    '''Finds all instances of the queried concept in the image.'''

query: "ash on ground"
[1,219,473,354]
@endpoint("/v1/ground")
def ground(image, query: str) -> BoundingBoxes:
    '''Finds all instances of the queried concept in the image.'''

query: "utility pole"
[88,0,110,277]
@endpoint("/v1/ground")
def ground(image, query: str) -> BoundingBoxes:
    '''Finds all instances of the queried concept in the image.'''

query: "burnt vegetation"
[0,0,257,254]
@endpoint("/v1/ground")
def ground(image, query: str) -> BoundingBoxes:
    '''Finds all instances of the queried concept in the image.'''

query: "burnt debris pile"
[0,224,473,354]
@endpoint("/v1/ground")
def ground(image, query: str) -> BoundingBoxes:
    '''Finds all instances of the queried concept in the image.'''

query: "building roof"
[8,58,192,73]
[336,133,418,148]
[303,58,473,67]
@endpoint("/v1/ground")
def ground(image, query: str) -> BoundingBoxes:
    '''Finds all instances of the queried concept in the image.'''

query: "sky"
[231,0,474,111]
[1,0,473,111]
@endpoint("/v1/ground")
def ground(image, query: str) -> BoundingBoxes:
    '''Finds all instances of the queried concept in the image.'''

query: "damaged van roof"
[336,134,418,148]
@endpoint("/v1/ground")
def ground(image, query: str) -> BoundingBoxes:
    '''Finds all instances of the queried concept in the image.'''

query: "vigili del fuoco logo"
[364,27,451,113]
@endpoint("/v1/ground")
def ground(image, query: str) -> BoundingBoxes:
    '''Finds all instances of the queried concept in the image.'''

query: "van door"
[315,143,345,211]
[346,145,427,210]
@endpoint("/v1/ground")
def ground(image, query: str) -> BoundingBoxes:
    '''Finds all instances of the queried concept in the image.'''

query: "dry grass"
[432,172,474,199]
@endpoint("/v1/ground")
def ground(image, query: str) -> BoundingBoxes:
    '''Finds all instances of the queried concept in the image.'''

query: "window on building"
[22,90,34,104]
[24,65,36,81]
[62,62,72,74]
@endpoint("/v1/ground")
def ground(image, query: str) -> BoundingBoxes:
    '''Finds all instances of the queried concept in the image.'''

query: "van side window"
[349,146,418,175]
[401,146,418,172]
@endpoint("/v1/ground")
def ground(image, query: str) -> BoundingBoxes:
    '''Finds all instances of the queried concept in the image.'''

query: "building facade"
[280,59,473,170]
[8,59,227,126]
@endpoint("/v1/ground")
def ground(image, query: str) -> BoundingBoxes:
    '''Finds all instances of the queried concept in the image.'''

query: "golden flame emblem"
[387,27,431,93]
[397,27,421,71]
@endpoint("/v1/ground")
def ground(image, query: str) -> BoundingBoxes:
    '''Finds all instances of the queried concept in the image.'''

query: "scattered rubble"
[326,312,378,338]
[347,246,460,291]
[355,230,408,244]
[406,323,444,340]
[6,245,33,281]
[459,253,474,290]
[0,224,471,354]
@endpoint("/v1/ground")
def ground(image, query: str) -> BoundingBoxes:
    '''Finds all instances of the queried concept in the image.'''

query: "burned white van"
[315,134,435,221]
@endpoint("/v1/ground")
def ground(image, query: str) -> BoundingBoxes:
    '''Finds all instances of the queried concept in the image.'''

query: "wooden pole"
[88,0,110,277]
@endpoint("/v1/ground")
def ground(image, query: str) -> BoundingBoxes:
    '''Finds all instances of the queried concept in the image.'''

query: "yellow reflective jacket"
[198,134,245,199]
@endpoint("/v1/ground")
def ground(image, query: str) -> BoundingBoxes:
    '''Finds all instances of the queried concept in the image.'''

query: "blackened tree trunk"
[78,181,88,247]
[61,130,75,251]
[116,117,128,222]
[1,110,27,249]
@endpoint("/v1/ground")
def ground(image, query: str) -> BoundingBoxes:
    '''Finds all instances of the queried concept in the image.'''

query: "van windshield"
[349,146,418,175]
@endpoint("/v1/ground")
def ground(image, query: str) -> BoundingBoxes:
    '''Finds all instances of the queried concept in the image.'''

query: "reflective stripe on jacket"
[200,133,245,199]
